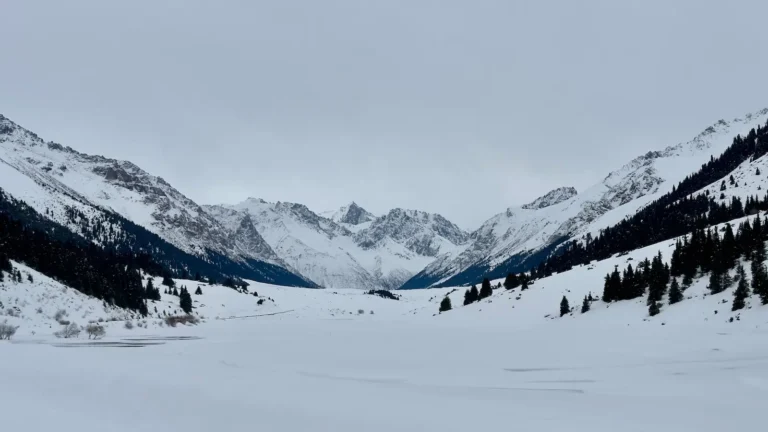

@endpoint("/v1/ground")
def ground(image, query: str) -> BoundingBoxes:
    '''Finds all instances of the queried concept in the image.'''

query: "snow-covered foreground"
[2,305,767,431]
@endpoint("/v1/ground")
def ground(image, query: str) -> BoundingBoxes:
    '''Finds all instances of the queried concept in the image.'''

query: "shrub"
[124,320,134,330]
[53,309,68,323]
[357,309,365,315]
[0,321,18,340]
[85,324,106,339]
[164,314,199,327]
[5,307,20,318]
[54,322,81,339]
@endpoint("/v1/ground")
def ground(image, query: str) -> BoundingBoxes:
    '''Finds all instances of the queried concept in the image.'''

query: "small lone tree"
[580,296,590,313]
[521,276,529,291]
[560,296,570,317]
[180,287,193,314]
[55,322,81,339]
[668,277,683,305]
[732,264,749,311]
[27,273,33,283]
[439,296,452,313]
[195,286,203,295]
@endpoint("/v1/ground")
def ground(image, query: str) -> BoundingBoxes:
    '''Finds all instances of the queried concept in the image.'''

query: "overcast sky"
[2,0,768,229]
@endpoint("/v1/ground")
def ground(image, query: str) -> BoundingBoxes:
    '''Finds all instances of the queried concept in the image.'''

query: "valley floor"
[3,301,768,432]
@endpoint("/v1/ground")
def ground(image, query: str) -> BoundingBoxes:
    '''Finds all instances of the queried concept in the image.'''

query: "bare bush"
[85,324,106,339]
[124,320,134,330]
[0,321,18,340]
[53,309,68,324]
[54,322,80,339]
[164,314,199,327]
[5,307,20,318]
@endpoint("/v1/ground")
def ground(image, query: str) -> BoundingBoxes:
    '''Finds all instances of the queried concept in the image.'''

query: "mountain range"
[2,108,768,289]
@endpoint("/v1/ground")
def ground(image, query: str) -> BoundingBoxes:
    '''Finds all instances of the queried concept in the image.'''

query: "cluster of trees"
[599,215,768,316]
[537,119,768,277]
[503,273,530,290]
[462,278,493,306]
[0,189,150,315]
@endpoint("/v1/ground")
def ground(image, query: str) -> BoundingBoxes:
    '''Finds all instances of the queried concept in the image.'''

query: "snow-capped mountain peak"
[321,201,376,225]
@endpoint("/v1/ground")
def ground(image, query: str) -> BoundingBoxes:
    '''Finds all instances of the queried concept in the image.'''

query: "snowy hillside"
[205,199,469,289]
[403,108,768,288]
[0,114,310,286]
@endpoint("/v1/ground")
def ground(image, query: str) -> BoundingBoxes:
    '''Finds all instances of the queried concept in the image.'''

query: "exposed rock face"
[522,187,578,210]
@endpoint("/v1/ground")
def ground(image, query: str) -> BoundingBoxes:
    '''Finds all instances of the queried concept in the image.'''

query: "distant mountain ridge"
[205,199,469,289]
[400,108,768,289]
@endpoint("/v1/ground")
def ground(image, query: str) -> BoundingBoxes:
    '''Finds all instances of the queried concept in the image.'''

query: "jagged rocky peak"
[336,202,375,225]
[521,187,578,210]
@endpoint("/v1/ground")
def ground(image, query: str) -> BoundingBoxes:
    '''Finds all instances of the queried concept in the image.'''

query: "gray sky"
[2,0,768,229]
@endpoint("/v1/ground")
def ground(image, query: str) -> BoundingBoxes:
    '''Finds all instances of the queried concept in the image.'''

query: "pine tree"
[503,273,519,289]
[580,296,590,313]
[520,276,529,291]
[732,264,749,311]
[439,296,452,313]
[560,296,570,317]
[469,285,480,303]
[648,300,660,317]
[27,273,33,283]
[195,286,203,295]
[162,275,175,288]
[682,272,693,289]
[194,272,201,282]
[172,287,179,296]
[179,287,193,314]
[708,269,724,294]
[668,277,683,304]
[479,278,493,300]
[757,167,761,176]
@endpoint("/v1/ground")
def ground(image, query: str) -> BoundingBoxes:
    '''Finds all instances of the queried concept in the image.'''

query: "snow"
[3,228,768,431]
[417,107,768,287]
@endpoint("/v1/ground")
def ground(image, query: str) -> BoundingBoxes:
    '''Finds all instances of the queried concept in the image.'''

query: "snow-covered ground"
[3,228,768,431]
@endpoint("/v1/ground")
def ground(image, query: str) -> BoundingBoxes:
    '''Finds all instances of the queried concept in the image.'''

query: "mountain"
[322,202,376,226]
[401,108,768,289]
[205,199,469,289]
[0,114,313,287]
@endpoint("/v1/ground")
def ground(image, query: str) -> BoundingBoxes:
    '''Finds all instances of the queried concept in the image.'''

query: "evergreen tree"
[503,273,520,290]
[560,296,570,317]
[757,167,761,175]
[162,275,175,288]
[439,296,452,313]
[708,269,724,294]
[179,287,193,314]
[195,286,203,295]
[27,273,33,283]
[732,264,749,311]
[172,287,179,296]
[668,277,683,304]
[750,247,768,302]
[479,278,493,300]
[648,300,660,317]
[580,296,590,313]
[469,285,479,303]
[682,272,693,290]
[194,271,201,282]
[521,275,529,291]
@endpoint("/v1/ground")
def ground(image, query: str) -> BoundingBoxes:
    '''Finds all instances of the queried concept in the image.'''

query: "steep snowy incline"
[402,108,768,288]
[206,199,469,289]
[0,114,310,286]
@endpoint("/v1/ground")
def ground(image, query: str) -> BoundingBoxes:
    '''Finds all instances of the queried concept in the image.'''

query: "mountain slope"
[206,199,469,289]
[0,114,312,287]
[402,108,768,288]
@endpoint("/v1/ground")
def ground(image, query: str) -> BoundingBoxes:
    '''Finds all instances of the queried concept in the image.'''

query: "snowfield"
[2,230,768,431]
